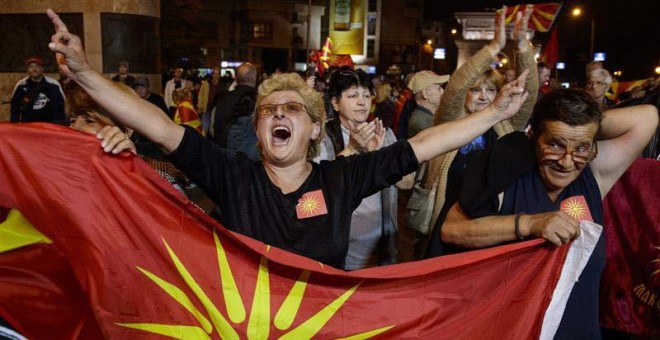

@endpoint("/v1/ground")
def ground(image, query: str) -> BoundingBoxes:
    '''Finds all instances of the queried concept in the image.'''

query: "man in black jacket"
[10,56,66,124]
[212,63,257,148]
[131,76,171,159]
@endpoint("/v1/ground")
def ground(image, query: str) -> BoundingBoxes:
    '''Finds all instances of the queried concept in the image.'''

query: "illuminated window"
[252,22,273,41]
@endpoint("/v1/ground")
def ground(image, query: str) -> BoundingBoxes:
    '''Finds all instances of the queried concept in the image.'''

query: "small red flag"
[560,195,593,222]
[295,189,328,219]
[174,99,204,135]
[540,28,559,69]
[317,37,333,76]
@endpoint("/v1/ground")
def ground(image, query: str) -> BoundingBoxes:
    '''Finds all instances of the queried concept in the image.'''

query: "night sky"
[424,0,660,81]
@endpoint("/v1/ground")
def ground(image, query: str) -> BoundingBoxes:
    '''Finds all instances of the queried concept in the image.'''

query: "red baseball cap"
[25,56,44,66]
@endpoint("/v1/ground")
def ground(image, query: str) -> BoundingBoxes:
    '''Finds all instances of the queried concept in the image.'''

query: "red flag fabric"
[540,28,559,69]
[0,123,599,338]
[392,89,413,136]
[0,242,103,339]
[500,3,562,32]
[174,99,204,134]
[610,79,649,101]
[329,54,355,69]
[601,158,660,336]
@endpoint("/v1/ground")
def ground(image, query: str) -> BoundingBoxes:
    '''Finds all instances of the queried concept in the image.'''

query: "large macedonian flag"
[0,123,599,339]
[500,3,562,32]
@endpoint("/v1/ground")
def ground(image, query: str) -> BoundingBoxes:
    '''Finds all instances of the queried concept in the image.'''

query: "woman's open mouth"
[272,125,291,143]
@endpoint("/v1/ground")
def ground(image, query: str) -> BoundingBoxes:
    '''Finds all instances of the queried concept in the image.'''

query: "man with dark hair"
[212,62,258,151]
[436,89,657,338]
[133,76,168,115]
[10,55,66,124]
[164,67,185,115]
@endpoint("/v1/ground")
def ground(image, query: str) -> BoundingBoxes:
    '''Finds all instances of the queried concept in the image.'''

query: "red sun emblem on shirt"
[560,195,593,222]
[296,190,328,219]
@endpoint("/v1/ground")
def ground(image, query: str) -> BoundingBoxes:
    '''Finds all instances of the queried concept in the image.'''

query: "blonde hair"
[255,73,326,160]
[471,69,504,92]
[374,83,393,104]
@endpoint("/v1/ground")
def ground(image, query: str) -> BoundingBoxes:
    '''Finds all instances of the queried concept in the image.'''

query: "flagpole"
[306,0,312,68]
[589,18,595,59]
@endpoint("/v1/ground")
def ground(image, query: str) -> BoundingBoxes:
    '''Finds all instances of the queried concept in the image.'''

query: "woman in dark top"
[47,9,531,268]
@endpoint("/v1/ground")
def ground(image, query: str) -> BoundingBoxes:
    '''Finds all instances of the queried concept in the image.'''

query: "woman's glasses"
[540,141,598,164]
[257,102,308,118]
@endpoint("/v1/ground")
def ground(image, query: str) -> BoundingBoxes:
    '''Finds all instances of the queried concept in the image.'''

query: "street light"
[571,6,595,59]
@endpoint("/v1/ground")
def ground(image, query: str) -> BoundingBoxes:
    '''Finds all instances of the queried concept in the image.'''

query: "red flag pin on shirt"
[560,195,594,222]
[296,189,328,219]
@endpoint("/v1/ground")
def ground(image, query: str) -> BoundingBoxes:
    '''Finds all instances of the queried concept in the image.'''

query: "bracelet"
[515,213,526,240]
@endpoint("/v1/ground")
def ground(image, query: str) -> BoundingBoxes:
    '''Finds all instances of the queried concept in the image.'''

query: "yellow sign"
[329,0,366,55]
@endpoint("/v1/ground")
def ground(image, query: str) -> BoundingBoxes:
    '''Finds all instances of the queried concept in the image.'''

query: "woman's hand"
[491,69,529,120]
[513,5,533,52]
[488,6,507,54]
[97,126,136,154]
[346,119,385,154]
[519,211,581,247]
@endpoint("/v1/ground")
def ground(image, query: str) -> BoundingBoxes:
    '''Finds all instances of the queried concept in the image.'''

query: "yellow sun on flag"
[116,234,395,338]
[299,195,321,214]
[562,199,587,220]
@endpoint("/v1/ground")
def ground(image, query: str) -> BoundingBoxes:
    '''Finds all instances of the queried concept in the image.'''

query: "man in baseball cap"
[10,55,66,124]
[132,76,169,115]
[24,55,44,66]
[407,70,450,137]
[112,60,135,87]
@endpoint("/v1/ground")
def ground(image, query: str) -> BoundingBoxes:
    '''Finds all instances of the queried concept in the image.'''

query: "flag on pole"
[318,37,333,76]
[540,27,559,69]
[0,123,600,339]
[499,3,563,32]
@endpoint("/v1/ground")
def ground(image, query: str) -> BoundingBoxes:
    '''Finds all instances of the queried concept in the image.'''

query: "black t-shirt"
[169,126,419,268]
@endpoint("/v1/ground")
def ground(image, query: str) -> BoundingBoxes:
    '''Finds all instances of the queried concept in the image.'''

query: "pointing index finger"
[47,9,69,33]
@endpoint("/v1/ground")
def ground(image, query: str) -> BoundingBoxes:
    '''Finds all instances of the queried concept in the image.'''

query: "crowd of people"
[2,6,659,339]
